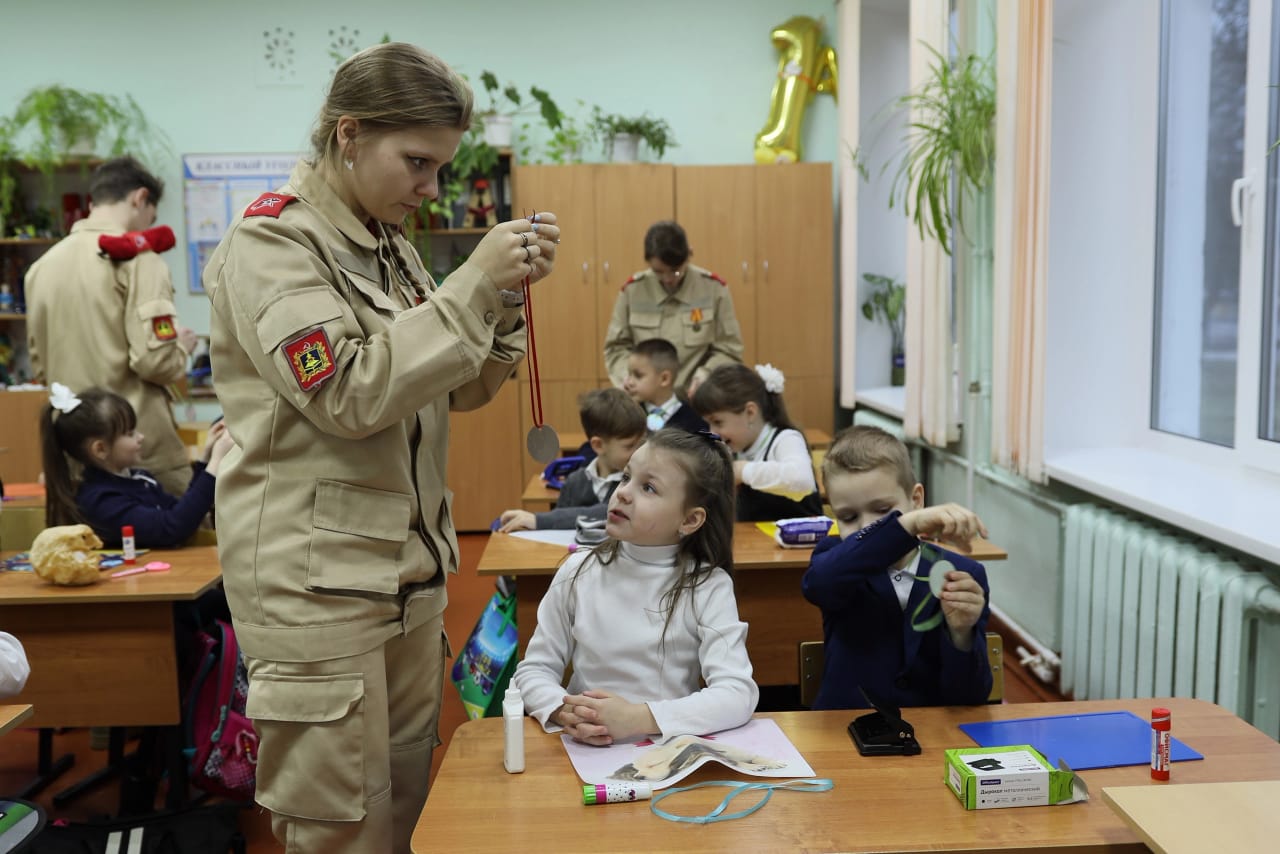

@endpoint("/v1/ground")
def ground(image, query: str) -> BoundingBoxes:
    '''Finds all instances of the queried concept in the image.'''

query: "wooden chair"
[798,632,1004,708]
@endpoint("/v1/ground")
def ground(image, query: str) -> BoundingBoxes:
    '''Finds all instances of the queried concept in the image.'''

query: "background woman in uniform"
[603,221,744,394]
[204,43,558,853]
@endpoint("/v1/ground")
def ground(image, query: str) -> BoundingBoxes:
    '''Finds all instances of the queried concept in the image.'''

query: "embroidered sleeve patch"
[152,316,177,341]
[244,193,297,218]
[283,327,337,392]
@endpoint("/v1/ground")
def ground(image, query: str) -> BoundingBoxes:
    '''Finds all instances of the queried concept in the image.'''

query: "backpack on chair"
[183,619,257,801]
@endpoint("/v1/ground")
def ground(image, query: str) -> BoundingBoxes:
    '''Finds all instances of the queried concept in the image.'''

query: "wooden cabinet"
[0,389,48,483]
[676,163,834,433]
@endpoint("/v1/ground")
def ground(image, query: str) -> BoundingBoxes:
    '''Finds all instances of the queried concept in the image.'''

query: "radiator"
[1062,504,1280,740]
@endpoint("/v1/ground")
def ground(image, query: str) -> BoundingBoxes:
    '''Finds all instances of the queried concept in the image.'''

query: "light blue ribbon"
[649,778,834,824]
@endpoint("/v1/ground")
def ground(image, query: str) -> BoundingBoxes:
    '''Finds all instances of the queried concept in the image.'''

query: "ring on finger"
[523,245,532,262]
[520,232,529,247]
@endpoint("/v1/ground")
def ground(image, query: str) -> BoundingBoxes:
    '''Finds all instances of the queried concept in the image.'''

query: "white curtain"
[992,0,1053,482]
[837,0,861,410]
[904,0,956,447]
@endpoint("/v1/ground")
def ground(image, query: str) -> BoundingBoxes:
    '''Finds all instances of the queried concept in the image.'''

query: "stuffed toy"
[461,179,498,228]
[97,225,176,261]
[31,525,103,586]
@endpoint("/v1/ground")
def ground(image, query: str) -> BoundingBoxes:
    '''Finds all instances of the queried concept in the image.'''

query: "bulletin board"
[181,153,300,293]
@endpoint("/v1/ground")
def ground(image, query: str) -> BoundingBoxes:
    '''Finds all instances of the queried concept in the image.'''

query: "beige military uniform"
[603,263,745,391]
[204,160,524,854]
[25,220,192,496]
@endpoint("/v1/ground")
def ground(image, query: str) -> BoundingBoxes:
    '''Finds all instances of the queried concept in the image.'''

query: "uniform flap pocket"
[314,479,411,542]
[632,311,661,328]
[135,298,177,321]
[255,286,345,354]
[246,673,363,723]
[339,265,399,312]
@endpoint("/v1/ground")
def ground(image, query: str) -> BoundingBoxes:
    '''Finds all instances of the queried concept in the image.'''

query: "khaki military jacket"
[603,263,744,390]
[26,220,190,473]
[204,161,525,663]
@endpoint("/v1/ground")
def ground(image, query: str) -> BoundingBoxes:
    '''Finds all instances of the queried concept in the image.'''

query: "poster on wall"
[182,153,300,293]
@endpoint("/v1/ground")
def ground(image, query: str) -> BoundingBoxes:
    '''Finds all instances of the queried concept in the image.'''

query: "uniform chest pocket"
[339,266,401,316]
[681,307,715,346]
[631,310,661,331]
[308,479,411,595]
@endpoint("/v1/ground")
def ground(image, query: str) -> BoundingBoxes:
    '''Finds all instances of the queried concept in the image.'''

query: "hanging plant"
[886,45,995,255]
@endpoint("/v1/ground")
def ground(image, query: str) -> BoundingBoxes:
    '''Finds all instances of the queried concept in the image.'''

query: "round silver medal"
[526,425,561,463]
[929,559,954,599]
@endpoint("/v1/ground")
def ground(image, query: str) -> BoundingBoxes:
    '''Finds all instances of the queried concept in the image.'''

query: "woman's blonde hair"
[311,42,473,166]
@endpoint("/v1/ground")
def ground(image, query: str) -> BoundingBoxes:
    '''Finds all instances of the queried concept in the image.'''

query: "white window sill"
[1045,447,1280,566]
[855,386,906,420]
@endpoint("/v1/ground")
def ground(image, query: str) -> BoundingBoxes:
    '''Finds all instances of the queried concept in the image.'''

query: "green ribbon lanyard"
[907,543,954,633]
[650,779,834,824]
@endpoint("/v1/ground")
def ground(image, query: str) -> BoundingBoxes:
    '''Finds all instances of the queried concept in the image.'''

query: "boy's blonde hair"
[822,425,916,496]
[579,388,646,441]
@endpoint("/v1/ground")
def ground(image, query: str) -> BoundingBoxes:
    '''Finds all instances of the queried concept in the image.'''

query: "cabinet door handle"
[741,261,749,283]
[762,259,769,285]
[603,260,610,281]
[582,261,590,284]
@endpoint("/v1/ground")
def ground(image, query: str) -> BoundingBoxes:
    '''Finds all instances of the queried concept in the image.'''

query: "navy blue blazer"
[77,464,216,549]
[800,510,992,710]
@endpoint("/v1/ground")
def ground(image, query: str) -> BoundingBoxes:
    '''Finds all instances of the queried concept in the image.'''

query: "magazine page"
[561,718,815,790]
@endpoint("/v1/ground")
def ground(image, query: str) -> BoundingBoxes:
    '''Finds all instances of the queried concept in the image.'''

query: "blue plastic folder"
[958,711,1204,771]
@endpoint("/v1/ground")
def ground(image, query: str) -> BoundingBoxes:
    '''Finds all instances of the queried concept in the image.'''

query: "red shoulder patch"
[706,271,727,286]
[244,193,297,218]
[152,316,177,341]
[283,327,337,392]
[620,274,637,293]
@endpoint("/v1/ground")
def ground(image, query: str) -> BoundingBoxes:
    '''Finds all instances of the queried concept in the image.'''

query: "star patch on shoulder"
[283,327,337,392]
[152,316,177,341]
[244,193,297,218]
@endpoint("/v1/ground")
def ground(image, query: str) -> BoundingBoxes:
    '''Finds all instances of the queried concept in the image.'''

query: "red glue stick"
[121,525,137,565]
[1151,707,1171,781]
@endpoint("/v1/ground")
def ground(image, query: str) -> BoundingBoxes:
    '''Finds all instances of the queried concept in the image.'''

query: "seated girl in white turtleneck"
[512,428,759,745]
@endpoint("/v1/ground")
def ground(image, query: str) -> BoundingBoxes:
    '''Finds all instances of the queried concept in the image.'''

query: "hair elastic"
[649,778,833,824]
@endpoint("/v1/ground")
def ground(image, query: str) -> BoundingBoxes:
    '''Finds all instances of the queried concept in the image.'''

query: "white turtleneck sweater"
[512,541,759,740]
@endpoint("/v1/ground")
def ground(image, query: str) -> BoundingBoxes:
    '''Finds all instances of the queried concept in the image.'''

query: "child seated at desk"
[623,338,709,435]
[512,429,758,744]
[801,425,993,710]
[498,388,645,532]
[691,362,822,521]
[40,383,235,548]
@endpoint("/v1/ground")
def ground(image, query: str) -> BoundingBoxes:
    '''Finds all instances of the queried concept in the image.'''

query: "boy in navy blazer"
[802,426,993,709]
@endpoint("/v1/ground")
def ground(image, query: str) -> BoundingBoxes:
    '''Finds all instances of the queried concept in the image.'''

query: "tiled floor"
[0,532,1057,851]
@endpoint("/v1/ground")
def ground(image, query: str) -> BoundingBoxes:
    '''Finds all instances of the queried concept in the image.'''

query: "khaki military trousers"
[244,612,445,854]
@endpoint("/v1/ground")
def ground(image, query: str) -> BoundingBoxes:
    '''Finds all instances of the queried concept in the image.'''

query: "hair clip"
[49,382,82,415]
[697,429,724,444]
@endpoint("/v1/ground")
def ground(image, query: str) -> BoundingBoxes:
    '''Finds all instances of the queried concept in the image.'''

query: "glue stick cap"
[122,525,134,537]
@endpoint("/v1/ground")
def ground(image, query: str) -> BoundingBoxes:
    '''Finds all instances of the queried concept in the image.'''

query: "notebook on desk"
[959,710,1204,771]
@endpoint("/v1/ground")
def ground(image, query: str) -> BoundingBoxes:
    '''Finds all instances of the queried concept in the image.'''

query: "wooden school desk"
[558,426,833,456]
[0,546,222,728]
[414,697,1280,854]
[1102,780,1280,854]
[477,525,1007,686]
[0,705,34,737]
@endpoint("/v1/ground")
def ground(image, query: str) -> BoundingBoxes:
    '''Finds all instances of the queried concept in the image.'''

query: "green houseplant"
[0,119,17,237]
[476,71,562,149]
[884,46,995,255]
[590,109,676,162]
[10,85,163,177]
[861,272,906,386]
[517,99,597,165]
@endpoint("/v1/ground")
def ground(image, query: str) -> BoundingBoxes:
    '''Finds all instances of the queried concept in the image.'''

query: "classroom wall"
[1,0,838,337]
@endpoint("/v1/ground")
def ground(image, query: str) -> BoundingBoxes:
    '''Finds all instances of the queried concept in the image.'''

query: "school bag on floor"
[29,803,244,854]
[450,577,518,719]
[183,619,257,801]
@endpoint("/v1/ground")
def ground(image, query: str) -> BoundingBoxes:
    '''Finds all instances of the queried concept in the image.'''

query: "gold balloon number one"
[755,16,838,164]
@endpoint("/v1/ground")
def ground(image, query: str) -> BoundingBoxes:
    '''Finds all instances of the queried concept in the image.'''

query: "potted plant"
[590,109,676,162]
[517,99,597,165]
[883,46,995,255]
[0,118,16,237]
[476,71,562,149]
[861,272,906,386]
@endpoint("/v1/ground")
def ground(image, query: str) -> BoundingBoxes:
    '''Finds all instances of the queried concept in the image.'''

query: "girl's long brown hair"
[40,388,137,527]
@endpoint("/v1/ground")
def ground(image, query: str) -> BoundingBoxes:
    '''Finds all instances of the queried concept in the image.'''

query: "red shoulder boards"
[706,271,727,286]
[620,274,637,292]
[283,327,337,391]
[244,193,297,218]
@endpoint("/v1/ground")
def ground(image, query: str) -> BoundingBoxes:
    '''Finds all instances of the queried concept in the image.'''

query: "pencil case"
[774,516,834,548]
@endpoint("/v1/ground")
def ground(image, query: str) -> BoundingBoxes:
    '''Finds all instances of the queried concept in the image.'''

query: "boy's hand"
[899,503,988,552]
[200,421,229,463]
[498,510,536,533]
[558,690,658,745]
[939,569,986,650]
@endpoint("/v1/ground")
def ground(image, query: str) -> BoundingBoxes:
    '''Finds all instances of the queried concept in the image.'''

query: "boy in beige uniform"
[206,42,560,852]
[603,263,745,391]
[26,157,195,497]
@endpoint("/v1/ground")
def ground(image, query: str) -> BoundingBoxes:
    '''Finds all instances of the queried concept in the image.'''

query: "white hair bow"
[49,382,82,415]
[755,363,786,395]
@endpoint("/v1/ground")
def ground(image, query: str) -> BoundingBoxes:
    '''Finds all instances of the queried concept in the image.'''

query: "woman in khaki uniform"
[204,43,559,853]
